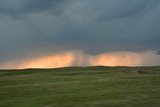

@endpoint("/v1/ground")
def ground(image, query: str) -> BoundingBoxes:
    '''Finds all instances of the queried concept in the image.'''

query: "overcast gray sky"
[0,0,160,68]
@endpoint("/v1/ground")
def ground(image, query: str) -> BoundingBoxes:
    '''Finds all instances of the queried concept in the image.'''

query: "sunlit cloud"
[0,50,159,69]
[18,52,75,69]
[90,52,142,66]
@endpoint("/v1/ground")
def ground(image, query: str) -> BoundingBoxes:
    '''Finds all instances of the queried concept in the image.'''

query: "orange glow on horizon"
[19,51,144,68]
[0,51,159,69]
[90,52,143,66]
[18,52,75,69]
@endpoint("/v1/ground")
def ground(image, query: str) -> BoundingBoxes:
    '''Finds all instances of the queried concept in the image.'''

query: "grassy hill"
[0,66,160,107]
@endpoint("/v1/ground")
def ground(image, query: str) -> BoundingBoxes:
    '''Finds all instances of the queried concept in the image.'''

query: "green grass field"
[0,66,160,107]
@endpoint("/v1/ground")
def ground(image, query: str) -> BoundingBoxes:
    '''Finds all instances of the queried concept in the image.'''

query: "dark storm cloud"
[0,0,68,17]
[0,0,160,64]
[156,50,160,55]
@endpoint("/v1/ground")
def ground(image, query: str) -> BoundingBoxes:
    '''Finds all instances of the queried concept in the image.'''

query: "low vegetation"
[0,66,160,107]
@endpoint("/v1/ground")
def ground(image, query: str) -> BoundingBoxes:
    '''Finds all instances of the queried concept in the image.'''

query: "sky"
[0,0,160,69]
